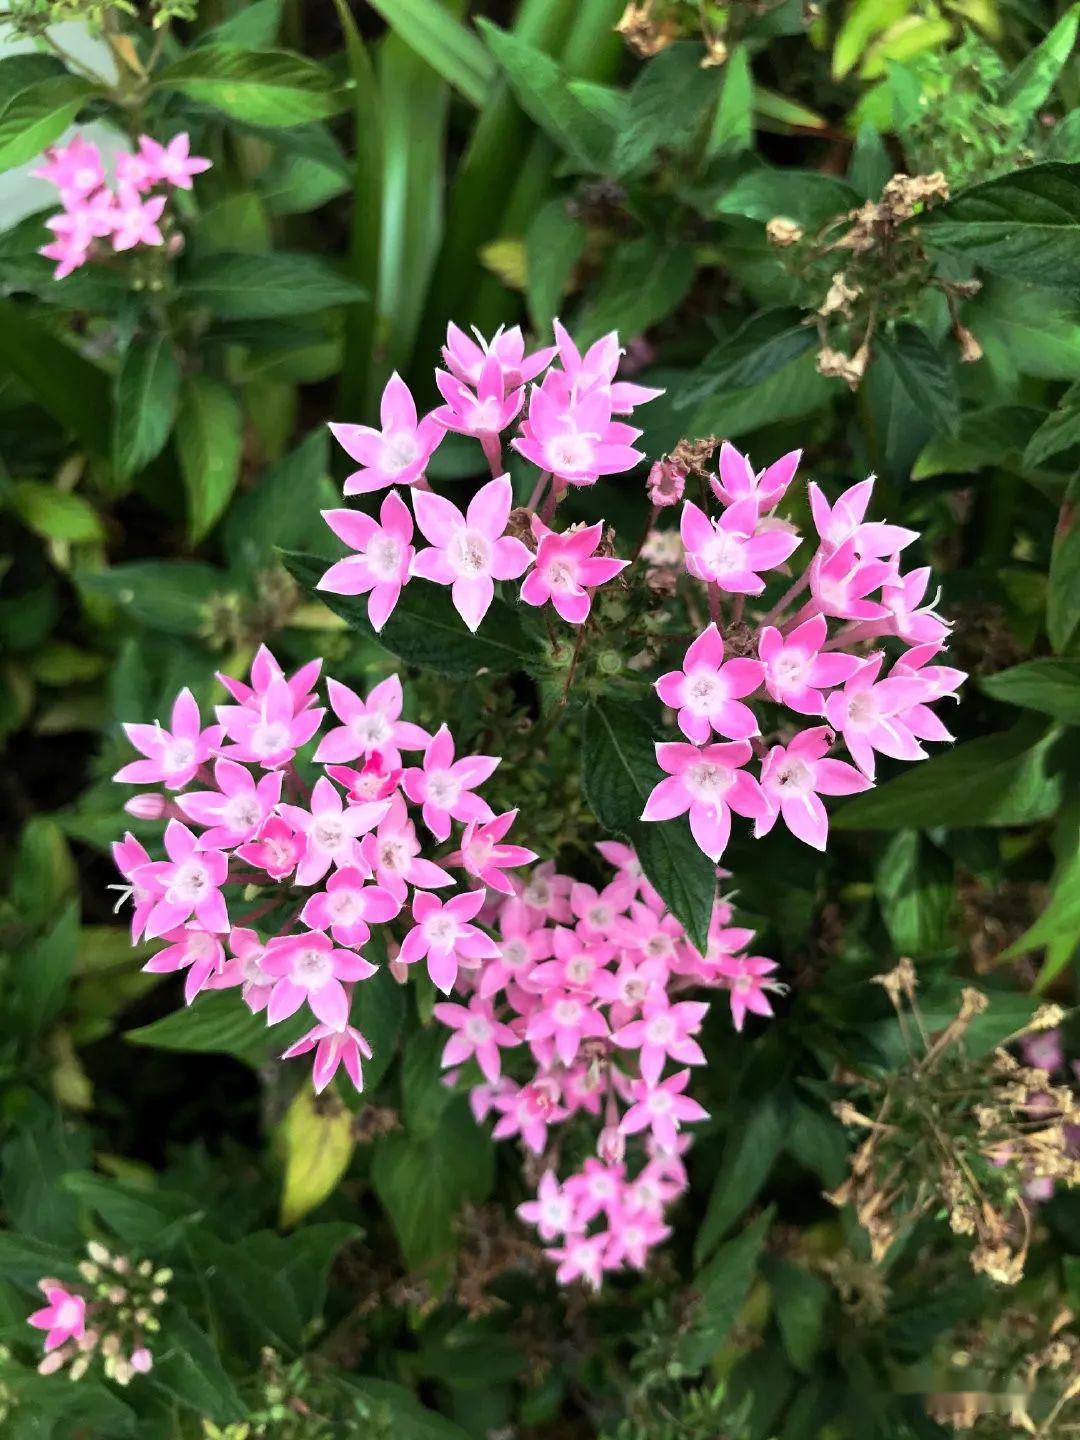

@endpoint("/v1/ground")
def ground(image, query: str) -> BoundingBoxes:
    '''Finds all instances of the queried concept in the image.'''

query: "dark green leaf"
[1001,5,1080,118]
[1024,383,1080,469]
[155,45,344,125]
[576,238,695,349]
[0,72,97,171]
[62,1172,203,1247]
[680,1209,772,1373]
[113,335,181,482]
[148,1308,246,1421]
[981,658,1080,724]
[716,168,859,227]
[79,561,229,636]
[176,373,244,542]
[695,1092,788,1265]
[365,0,495,108]
[676,308,817,410]
[199,0,282,46]
[875,831,953,957]
[126,990,306,1065]
[13,902,78,1034]
[0,298,112,454]
[224,429,334,571]
[767,1259,830,1372]
[1050,474,1080,652]
[181,251,365,318]
[873,323,958,440]
[613,42,719,177]
[344,1377,473,1439]
[525,198,586,332]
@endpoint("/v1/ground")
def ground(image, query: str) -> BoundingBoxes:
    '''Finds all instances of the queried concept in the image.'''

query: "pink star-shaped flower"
[319,490,415,633]
[755,725,871,851]
[401,724,499,841]
[655,622,764,743]
[330,373,444,495]
[641,740,768,862]
[520,519,627,624]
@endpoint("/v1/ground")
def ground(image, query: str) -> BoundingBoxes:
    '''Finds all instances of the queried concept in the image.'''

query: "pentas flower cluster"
[35,132,210,278]
[320,321,656,634]
[436,843,780,1286]
[111,647,535,1094]
[643,446,966,859]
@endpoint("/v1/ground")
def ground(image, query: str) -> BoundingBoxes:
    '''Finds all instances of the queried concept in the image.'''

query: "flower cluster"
[111,648,535,1094]
[434,842,779,1286]
[641,447,966,860]
[320,322,652,634]
[35,132,210,278]
[28,1241,170,1385]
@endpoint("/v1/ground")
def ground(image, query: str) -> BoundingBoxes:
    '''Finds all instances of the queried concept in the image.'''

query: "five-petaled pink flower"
[758,614,862,716]
[143,923,227,1005]
[655,623,764,743]
[612,992,709,1086]
[809,477,917,557]
[433,993,520,1082]
[140,820,230,939]
[115,687,222,790]
[32,134,104,203]
[398,888,499,993]
[216,675,324,769]
[282,1022,373,1094]
[517,1170,575,1240]
[278,776,388,886]
[401,724,498,841]
[359,795,453,901]
[642,740,768,862]
[513,372,644,485]
[432,354,524,438]
[715,954,782,1031]
[526,988,610,1068]
[710,442,800,513]
[110,185,166,251]
[330,373,444,495]
[136,132,212,190]
[681,497,800,594]
[28,1283,86,1353]
[176,758,282,847]
[262,931,377,1029]
[446,810,537,895]
[620,1070,708,1152]
[301,867,400,947]
[755,726,871,851]
[314,675,429,769]
[319,490,415,633]
[442,322,555,390]
[824,653,932,779]
[520,520,627,624]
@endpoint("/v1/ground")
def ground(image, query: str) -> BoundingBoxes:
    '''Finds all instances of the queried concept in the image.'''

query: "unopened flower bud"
[69,1355,91,1381]
[152,1269,173,1286]
[150,1288,167,1305]
[647,459,686,508]
[78,1262,100,1283]
[38,1351,67,1376]
[107,1286,126,1304]
[130,1347,153,1374]
[597,1126,625,1164]
[124,793,167,820]
[86,1241,110,1266]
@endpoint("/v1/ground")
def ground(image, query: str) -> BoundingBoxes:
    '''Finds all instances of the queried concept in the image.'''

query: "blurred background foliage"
[3,0,1080,1437]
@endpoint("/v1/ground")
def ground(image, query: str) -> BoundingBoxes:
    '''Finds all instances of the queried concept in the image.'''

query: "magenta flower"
[143,923,227,1005]
[681,497,800,595]
[136,132,211,190]
[891,642,966,745]
[278,776,388,886]
[235,816,302,881]
[620,1070,708,1152]
[491,1077,566,1152]
[28,1283,86,1354]
[111,184,166,250]
[175,759,282,847]
[478,900,553,999]
[115,687,223,790]
[569,878,635,940]
[282,1022,373,1094]
[758,614,862,716]
[301,867,400,947]
[330,373,443,496]
[111,833,159,941]
[397,888,498,993]
[824,653,933,779]
[755,726,872,851]
[442,322,555,389]
[809,477,918,557]
[550,319,663,414]
[32,135,104,203]
[319,491,415,633]
[715,954,781,1031]
[710,442,800,513]
[433,994,520,1083]
[546,1232,610,1290]
[314,674,430,770]
[879,566,950,645]
[512,371,644,484]
[211,926,275,1013]
[525,988,610,1067]
[432,354,524,438]
[604,1210,672,1270]
[401,724,499,841]
[808,537,893,621]
[216,675,324,769]
[641,740,768,862]
[262,931,376,1029]
[520,520,627,624]
[326,753,402,805]
[410,474,532,632]
[216,645,321,711]
[612,993,708,1086]
[655,623,764,743]
[446,809,537,895]
[140,820,229,940]
[517,1170,576,1240]
[647,459,686,507]
[359,795,453,902]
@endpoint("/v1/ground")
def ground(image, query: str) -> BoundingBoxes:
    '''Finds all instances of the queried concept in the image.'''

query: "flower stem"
[480,432,503,479]
[525,469,552,515]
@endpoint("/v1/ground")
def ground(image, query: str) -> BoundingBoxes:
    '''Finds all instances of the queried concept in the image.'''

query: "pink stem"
[525,469,551,514]
[480,432,503,478]
[761,570,811,627]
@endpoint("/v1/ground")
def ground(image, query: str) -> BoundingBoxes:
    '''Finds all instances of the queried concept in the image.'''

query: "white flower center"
[312,819,345,852]
[771,651,808,688]
[168,860,209,904]
[646,1014,675,1045]
[425,770,461,808]
[242,952,270,986]
[501,939,528,970]
[448,528,492,578]
[684,761,732,803]
[567,954,594,985]
[846,691,879,728]
[251,721,290,756]
[383,432,417,472]
[56,1298,82,1330]
[353,712,391,746]
[774,757,814,796]
[554,998,581,1027]
[368,535,403,581]
[544,558,578,592]
[523,878,551,908]
[646,1089,673,1115]
[294,948,332,986]
[465,1015,491,1043]
[702,530,746,577]
[424,913,459,949]
[225,796,261,830]
[328,888,365,923]
[378,838,408,872]
[164,739,195,772]
[551,432,595,472]
[686,671,721,711]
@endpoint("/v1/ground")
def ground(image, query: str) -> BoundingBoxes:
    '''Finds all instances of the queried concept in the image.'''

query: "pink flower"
[111,833,158,941]
[235,816,302,881]
[216,675,324,769]
[176,759,282,847]
[433,994,520,1082]
[446,810,537,895]
[330,373,444,496]
[879,567,950,645]
[710,442,800,513]
[432,354,524,438]
[809,538,893,621]
[136,132,211,190]
[28,1283,86,1353]
[402,724,499,841]
[314,674,430,769]
[681,497,800,595]
[520,520,627,624]
[115,687,223,790]
[301,867,400,947]
[755,726,871,851]
[359,795,453,902]
[620,1070,708,1152]
[512,372,644,485]
[410,474,532,632]
[569,878,634,941]
[891,642,966,745]
[319,491,415,633]
[442,322,555,389]
[39,228,91,279]
[32,135,104,203]
[517,1170,576,1240]
[824,653,933,779]
[397,889,498,993]
[716,954,781,1031]
[1021,1029,1064,1072]
[139,820,229,939]
[612,992,708,1086]
[758,614,862,716]
[211,926,275,1013]
[604,1209,671,1270]
[478,900,553,999]
[217,645,321,711]
[262,931,376,1029]
[809,477,917,557]
[110,184,166,250]
[491,1077,566,1152]
[143,923,227,1005]
[655,623,764,743]
[278,776,388,886]
[641,740,768,862]
[546,1232,609,1290]
[282,1022,373,1094]
[525,988,609,1067]
[326,753,402,804]
[550,320,663,414]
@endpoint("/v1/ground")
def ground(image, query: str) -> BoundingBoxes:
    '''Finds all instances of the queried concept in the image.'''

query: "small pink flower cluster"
[643,447,966,859]
[34,132,210,278]
[436,842,780,1286]
[111,647,535,1094]
[320,322,656,633]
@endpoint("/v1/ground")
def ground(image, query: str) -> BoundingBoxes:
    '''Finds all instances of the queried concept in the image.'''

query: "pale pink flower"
[262,931,376,1029]
[110,833,158,941]
[143,923,227,1005]
[235,816,302,881]
[715,954,781,1031]
[612,992,708,1086]
[401,724,499,841]
[410,474,532,632]
[432,354,524,438]
[445,810,537,895]
[681,497,800,594]
[282,1022,373,1094]
[110,184,166,250]
[641,740,768,862]
[545,1232,609,1289]
[530,925,615,993]
[330,373,444,495]
[755,726,871,851]
[513,371,644,484]
[878,566,950,645]
[176,759,282,847]
[491,1077,566,1152]
[140,820,229,939]
[620,1070,708,1152]
[647,459,686,507]
[130,1348,154,1374]
[520,520,627,624]
[32,135,104,203]
[517,1170,576,1240]
[526,988,609,1067]
[550,320,663,414]
[210,926,275,1013]
[136,132,211,190]
[565,1158,625,1222]
[123,793,168,820]
[808,538,893,621]
[115,687,223,790]
[278,776,388,886]
[301,867,400,947]
[569,878,635,940]
[216,645,321,711]
[891,642,966,744]
[358,794,453,901]
[314,674,429,770]
[655,623,764,743]
[442,322,555,389]
[39,229,91,279]
[397,889,498,993]
[216,676,324,769]
[433,994,519,1082]
[824,653,933,779]
[478,900,553,999]
[758,614,862,716]
[710,442,800,513]
[809,477,917,557]
[319,491,415,633]
[28,1283,86,1353]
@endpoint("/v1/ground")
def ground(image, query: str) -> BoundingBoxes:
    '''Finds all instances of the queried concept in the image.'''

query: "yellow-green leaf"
[278,1087,355,1228]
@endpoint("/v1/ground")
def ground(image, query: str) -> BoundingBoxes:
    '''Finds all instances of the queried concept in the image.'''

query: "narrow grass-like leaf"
[364,0,495,108]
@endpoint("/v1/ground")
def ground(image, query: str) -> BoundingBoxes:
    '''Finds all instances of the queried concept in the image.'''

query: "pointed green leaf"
[113,335,181,482]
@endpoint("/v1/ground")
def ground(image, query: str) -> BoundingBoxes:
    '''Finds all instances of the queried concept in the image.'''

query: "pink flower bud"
[647,459,686,508]
[389,958,411,985]
[597,1125,625,1164]
[130,1347,153,1374]
[124,793,168,820]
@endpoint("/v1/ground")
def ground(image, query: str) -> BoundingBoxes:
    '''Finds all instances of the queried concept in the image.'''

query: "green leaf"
[176,374,243,543]
[1002,5,1080,119]
[679,1209,772,1373]
[199,0,282,46]
[833,718,1066,830]
[148,1308,246,1422]
[525,198,586,332]
[181,250,364,318]
[349,965,406,1097]
[921,163,1080,290]
[155,45,344,125]
[0,299,112,454]
[576,238,695,348]
[583,699,715,955]
[0,72,97,172]
[127,990,305,1065]
[716,168,859,228]
[62,1172,203,1247]
[969,281,1080,385]
[365,0,495,108]
[690,350,834,440]
[10,817,77,932]
[848,122,892,200]
[278,1087,355,1227]
[767,1260,830,1373]
[344,1377,473,1439]
[13,902,78,1033]
[224,429,334,571]
[79,560,228,637]
[981,658,1080,724]
[282,549,544,677]
[1050,474,1080,652]
[785,1100,848,1188]
[832,0,909,80]
[613,42,719,177]
[875,831,953,957]
[873,323,958,437]
[695,1092,788,1265]
[1005,850,1080,988]
[113,335,181,483]
[913,405,1042,479]
[10,482,105,544]
[676,308,817,411]
[708,44,753,156]
[1024,383,1080,469]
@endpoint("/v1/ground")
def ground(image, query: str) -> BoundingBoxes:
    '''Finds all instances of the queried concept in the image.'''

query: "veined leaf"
[1002,4,1080,119]
[113,335,181,482]
[0,299,112,454]
[1025,383,1080,469]
[278,1088,355,1228]
[0,72,97,172]
[981,658,1080,724]
[676,308,817,410]
[180,251,364,318]
[155,45,345,126]
[175,374,243,543]
[1049,474,1080,652]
